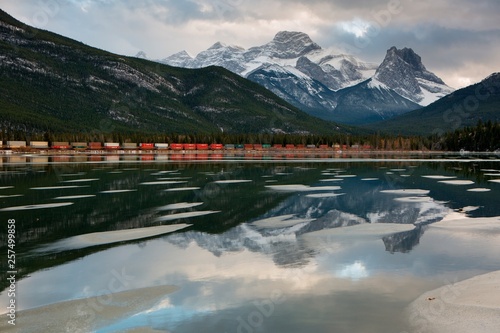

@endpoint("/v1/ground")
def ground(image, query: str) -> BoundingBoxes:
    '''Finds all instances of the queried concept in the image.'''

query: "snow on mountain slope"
[160,32,453,124]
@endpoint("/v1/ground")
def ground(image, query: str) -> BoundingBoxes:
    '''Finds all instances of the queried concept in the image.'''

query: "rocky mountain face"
[161,32,454,125]
[0,11,340,135]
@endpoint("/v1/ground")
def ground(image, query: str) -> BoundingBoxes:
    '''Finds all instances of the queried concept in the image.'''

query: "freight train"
[1,141,368,151]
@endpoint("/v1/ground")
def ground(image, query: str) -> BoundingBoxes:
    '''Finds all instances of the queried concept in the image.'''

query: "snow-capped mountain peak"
[374,46,453,105]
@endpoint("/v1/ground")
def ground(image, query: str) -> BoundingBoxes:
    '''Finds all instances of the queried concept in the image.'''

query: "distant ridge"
[0,10,342,136]
[366,73,500,135]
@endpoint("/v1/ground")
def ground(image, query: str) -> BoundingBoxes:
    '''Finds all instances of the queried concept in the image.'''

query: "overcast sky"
[1,0,499,88]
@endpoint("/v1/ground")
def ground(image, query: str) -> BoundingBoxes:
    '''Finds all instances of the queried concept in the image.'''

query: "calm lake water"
[1,154,500,332]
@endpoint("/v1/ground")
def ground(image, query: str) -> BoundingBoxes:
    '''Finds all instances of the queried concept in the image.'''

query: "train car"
[89,142,103,150]
[71,142,88,149]
[170,143,183,151]
[224,144,235,150]
[196,143,209,150]
[104,142,120,150]
[306,144,316,149]
[262,144,272,149]
[30,141,49,149]
[51,142,71,149]
[253,144,263,150]
[244,144,253,150]
[183,143,196,150]
[318,144,329,149]
[296,144,305,149]
[154,143,168,150]
[122,143,137,150]
[6,141,27,149]
[285,144,295,149]
[235,144,244,149]
[210,143,224,150]
[273,144,283,149]
[140,143,155,150]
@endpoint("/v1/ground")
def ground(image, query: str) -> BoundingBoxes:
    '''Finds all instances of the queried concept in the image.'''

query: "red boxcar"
[140,143,155,150]
[319,144,329,149]
[285,144,295,149]
[273,144,283,149]
[196,143,209,150]
[253,144,263,150]
[51,142,71,149]
[89,142,102,149]
[170,143,183,150]
[183,143,196,150]
[210,143,224,150]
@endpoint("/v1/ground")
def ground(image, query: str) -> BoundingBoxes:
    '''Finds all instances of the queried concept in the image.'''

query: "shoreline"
[406,270,500,333]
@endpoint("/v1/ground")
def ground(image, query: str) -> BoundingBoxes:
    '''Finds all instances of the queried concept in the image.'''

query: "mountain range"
[0,10,341,136]
[161,31,454,124]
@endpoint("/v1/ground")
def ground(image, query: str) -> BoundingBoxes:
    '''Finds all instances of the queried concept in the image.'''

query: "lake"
[1,153,500,332]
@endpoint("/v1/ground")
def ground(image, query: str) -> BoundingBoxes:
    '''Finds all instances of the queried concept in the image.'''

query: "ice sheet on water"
[483,173,500,177]
[380,189,430,195]
[0,194,23,198]
[0,186,14,190]
[61,178,100,183]
[266,184,341,192]
[0,202,74,211]
[394,196,433,203]
[488,179,500,184]
[251,214,315,229]
[438,180,475,185]
[139,181,188,185]
[53,195,96,200]
[467,188,491,192]
[164,187,201,192]
[335,175,357,178]
[38,224,192,251]
[306,193,346,198]
[319,179,343,182]
[99,189,137,194]
[361,178,379,181]
[31,186,90,190]
[155,210,220,222]
[421,175,457,179]
[156,202,204,211]
[213,180,253,184]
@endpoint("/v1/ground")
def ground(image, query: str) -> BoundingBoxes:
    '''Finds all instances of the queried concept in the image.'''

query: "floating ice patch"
[251,214,315,229]
[157,177,191,180]
[467,188,491,192]
[53,195,96,200]
[394,196,433,203]
[156,202,204,211]
[302,223,416,244]
[361,178,379,181]
[386,172,394,175]
[61,178,100,183]
[380,189,430,195]
[481,169,500,172]
[213,180,253,184]
[421,175,458,179]
[164,187,201,192]
[0,202,74,211]
[306,193,346,198]
[155,211,220,222]
[488,179,500,184]
[265,180,278,183]
[0,186,14,190]
[0,194,23,198]
[321,173,337,176]
[150,171,179,176]
[319,178,344,182]
[40,224,192,251]
[438,180,475,185]
[483,173,500,177]
[266,184,341,192]
[335,175,356,178]
[390,169,406,172]
[99,189,137,194]
[31,186,90,190]
[139,181,188,186]
[108,171,123,174]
